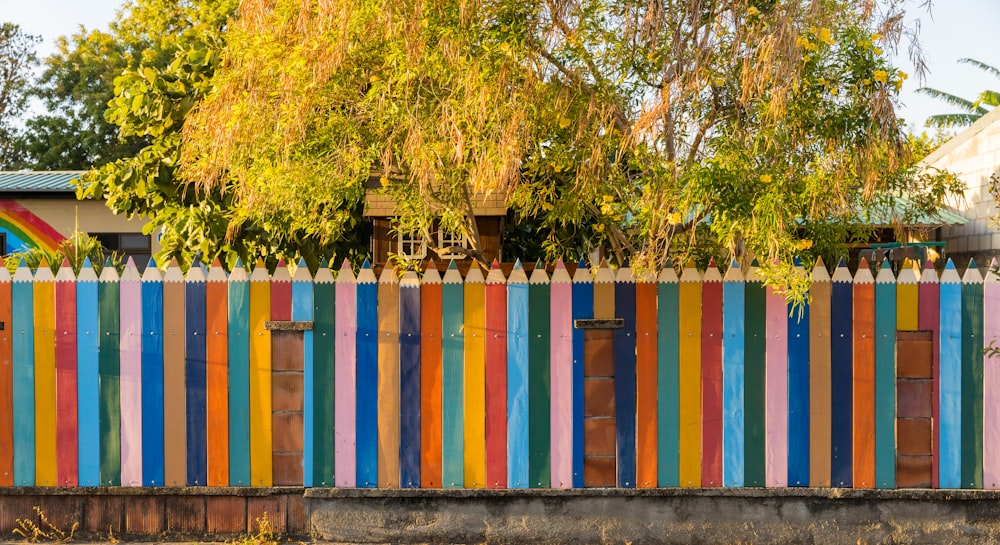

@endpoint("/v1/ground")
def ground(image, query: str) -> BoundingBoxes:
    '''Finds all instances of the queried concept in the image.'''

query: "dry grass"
[227,513,280,545]
[12,506,78,543]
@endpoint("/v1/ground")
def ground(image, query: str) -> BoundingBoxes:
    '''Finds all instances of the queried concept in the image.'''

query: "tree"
[74,0,245,266]
[16,27,144,170]
[0,23,39,168]
[17,0,238,170]
[178,0,950,285]
[917,58,999,129]
[79,0,369,270]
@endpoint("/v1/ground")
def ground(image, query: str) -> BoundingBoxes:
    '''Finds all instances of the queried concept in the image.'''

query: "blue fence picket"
[12,260,34,485]
[571,261,592,489]
[356,261,378,487]
[292,259,315,486]
[507,261,529,488]
[141,260,164,486]
[77,259,99,486]
[787,259,810,487]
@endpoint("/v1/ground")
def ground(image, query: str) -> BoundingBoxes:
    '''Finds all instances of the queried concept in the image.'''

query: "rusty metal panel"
[84,495,124,535]
[164,496,205,533]
[206,496,247,534]
[247,496,284,534]
[124,496,164,534]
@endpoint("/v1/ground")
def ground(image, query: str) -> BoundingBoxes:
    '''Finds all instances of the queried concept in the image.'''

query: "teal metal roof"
[0,171,82,192]
[687,196,966,228]
[857,196,968,227]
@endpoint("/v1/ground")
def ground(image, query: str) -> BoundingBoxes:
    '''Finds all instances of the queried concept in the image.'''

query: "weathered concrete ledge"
[305,487,1000,544]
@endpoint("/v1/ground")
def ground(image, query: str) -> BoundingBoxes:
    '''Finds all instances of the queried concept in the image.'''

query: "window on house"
[93,232,152,269]
[397,231,427,260]
[437,229,468,259]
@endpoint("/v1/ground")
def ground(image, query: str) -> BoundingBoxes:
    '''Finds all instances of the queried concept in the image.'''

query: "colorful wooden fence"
[0,256,999,490]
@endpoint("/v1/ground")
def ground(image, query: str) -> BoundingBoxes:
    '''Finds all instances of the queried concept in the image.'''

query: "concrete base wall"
[306,488,1000,545]
[6,487,1000,543]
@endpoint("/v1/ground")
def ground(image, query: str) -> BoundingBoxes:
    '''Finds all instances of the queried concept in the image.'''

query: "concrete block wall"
[925,107,1000,264]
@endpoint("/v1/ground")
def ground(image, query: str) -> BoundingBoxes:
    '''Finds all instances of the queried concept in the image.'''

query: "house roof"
[364,190,507,217]
[0,171,83,192]
[689,196,966,229]
[860,196,967,227]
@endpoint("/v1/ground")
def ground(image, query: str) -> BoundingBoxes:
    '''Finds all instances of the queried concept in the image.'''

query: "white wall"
[923,107,1000,262]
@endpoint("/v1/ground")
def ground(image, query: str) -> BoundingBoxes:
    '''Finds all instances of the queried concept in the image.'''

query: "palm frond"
[924,113,981,129]
[958,58,1000,79]
[915,87,980,113]
[977,90,1000,108]
[917,58,1000,130]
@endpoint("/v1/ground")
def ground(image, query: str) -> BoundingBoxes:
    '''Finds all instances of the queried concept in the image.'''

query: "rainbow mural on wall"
[0,200,65,254]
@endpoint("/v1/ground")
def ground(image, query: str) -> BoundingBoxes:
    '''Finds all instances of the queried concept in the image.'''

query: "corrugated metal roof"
[689,196,966,228]
[0,171,83,192]
[858,196,968,227]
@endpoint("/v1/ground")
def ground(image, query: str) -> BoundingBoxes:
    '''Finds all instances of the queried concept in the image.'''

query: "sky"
[1,0,999,134]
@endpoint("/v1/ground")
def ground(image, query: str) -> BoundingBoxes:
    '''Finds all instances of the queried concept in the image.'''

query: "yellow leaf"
[559,117,571,129]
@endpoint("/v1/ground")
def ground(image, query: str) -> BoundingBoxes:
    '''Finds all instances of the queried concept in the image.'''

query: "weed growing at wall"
[230,513,279,545]
[12,506,77,542]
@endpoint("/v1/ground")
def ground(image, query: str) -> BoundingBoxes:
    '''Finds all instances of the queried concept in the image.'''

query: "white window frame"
[397,231,427,260]
[437,229,469,259]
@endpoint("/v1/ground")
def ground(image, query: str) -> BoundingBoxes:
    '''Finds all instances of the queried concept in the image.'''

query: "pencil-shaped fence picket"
[0,255,998,490]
